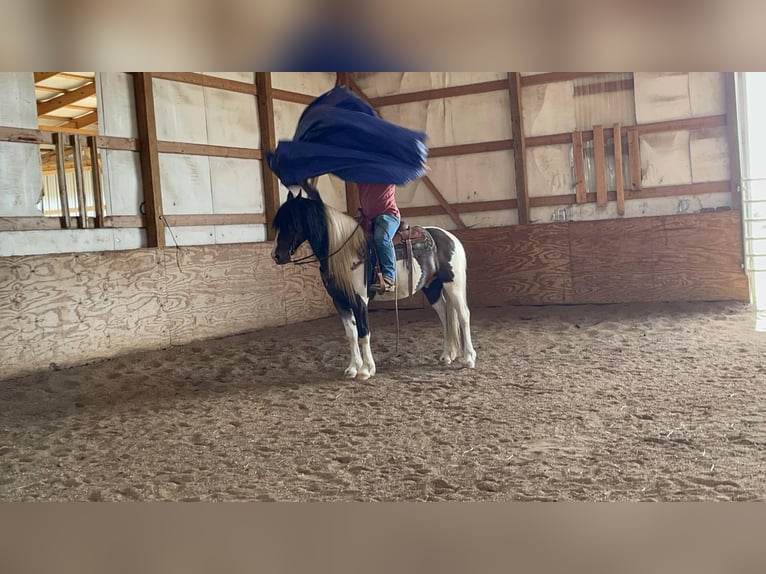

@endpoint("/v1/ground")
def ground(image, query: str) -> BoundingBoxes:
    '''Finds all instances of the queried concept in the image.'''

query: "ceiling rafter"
[37,82,96,116]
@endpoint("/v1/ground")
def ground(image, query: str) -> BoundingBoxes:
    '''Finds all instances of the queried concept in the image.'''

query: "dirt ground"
[1,301,765,501]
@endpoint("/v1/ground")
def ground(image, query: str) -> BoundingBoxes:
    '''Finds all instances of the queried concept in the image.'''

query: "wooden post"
[53,132,71,229]
[628,127,641,191]
[133,72,165,248]
[88,136,105,228]
[256,72,281,241]
[724,72,742,211]
[613,123,625,216]
[72,135,88,228]
[572,131,586,204]
[508,72,529,224]
[593,125,607,207]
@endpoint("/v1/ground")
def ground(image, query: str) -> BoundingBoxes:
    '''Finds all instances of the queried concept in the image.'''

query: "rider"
[358,182,400,293]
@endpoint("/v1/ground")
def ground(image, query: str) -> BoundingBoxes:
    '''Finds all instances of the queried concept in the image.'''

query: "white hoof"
[344,367,358,379]
[356,369,371,381]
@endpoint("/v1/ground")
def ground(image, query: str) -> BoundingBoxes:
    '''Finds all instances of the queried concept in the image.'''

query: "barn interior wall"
[0,241,334,381]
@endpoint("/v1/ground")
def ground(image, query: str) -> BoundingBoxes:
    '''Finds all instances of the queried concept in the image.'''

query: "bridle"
[286,221,363,266]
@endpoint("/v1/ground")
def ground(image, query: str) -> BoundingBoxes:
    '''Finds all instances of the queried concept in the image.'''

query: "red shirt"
[358,183,400,219]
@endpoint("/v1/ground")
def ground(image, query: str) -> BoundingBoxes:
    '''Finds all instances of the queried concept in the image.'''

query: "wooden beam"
[88,136,105,228]
[401,199,519,218]
[133,72,165,248]
[593,125,607,207]
[271,89,315,105]
[368,79,509,107]
[162,214,266,226]
[61,110,98,130]
[72,135,88,228]
[508,73,529,224]
[156,141,262,160]
[525,114,727,148]
[151,72,257,95]
[724,72,742,211]
[628,127,642,190]
[37,82,96,116]
[53,132,72,229]
[0,126,49,144]
[528,180,730,207]
[96,135,139,151]
[39,125,98,137]
[572,131,587,204]
[421,177,468,229]
[574,78,634,97]
[0,217,63,231]
[255,72,281,241]
[34,72,60,83]
[613,123,625,215]
[428,139,513,158]
[520,73,602,87]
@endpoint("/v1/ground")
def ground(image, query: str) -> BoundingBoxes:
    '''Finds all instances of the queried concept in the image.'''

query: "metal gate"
[742,177,766,328]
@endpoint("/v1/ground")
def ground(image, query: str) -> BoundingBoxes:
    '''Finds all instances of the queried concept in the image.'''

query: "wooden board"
[0,243,335,380]
[569,211,748,303]
[572,131,586,203]
[454,224,573,306]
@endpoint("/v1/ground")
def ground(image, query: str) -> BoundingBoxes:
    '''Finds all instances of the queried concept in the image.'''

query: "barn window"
[34,72,104,221]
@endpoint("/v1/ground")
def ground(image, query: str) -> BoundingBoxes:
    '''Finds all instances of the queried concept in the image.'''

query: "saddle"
[364,219,435,296]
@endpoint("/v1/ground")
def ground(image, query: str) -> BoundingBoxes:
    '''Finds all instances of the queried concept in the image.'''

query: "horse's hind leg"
[423,280,459,365]
[441,268,477,370]
[338,309,363,379]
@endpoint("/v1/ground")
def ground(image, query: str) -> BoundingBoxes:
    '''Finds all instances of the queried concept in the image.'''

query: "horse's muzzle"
[273,252,289,265]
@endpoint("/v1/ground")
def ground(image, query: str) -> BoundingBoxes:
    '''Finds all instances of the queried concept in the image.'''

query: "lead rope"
[394,274,400,355]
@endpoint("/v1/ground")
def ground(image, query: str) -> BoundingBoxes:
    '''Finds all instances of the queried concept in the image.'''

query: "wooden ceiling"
[34,72,98,135]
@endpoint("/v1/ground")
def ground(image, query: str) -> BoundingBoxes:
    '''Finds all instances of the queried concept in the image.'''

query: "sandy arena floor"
[1,301,765,501]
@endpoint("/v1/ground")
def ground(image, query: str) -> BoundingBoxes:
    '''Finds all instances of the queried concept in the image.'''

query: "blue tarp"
[266,86,429,187]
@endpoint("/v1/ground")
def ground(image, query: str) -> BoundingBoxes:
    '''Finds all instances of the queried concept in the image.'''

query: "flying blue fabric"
[266,86,429,187]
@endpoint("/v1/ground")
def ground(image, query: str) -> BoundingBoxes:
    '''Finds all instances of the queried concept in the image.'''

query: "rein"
[288,221,362,265]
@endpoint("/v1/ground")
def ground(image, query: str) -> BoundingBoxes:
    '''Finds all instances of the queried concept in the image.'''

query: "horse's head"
[271,184,325,265]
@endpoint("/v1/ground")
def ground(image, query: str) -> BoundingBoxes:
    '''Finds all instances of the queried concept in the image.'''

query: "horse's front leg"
[352,299,375,380]
[338,310,363,379]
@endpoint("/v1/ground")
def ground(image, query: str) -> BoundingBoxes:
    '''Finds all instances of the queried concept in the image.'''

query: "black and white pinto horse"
[271,185,476,380]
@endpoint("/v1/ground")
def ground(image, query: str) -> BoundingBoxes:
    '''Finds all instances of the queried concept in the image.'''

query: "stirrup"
[371,276,395,294]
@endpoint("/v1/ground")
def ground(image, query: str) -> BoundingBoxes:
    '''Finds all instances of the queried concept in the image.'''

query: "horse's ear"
[287,189,295,201]
[300,180,322,203]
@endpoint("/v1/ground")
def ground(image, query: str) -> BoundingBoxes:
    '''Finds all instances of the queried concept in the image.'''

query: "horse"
[271,183,476,380]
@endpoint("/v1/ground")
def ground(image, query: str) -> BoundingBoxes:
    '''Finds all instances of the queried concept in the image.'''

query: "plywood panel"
[640,131,692,187]
[213,224,267,244]
[0,249,168,380]
[0,72,37,128]
[203,87,260,148]
[98,73,138,138]
[271,72,335,96]
[152,78,208,144]
[689,72,725,117]
[102,149,142,216]
[690,127,730,183]
[569,212,748,303]
[454,224,573,306]
[162,243,286,344]
[159,154,212,215]
[283,261,336,323]
[209,157,263,214]
[526,143,573,198]
[273,100,305,143]
[634,73,691,123]
[521,82,576,137]
[0,142,43,216]
[423,150,516,205]
[378,91,512,147]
